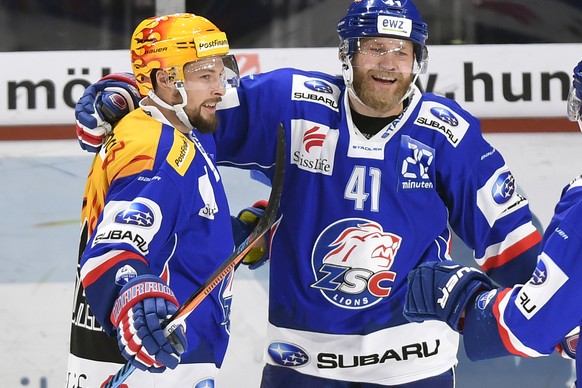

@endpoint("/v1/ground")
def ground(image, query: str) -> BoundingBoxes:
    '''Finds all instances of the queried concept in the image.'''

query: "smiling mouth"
[202,98,222,110]
[371,74,398,85]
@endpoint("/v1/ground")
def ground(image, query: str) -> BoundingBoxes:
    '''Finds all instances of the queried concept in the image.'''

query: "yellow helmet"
[130,13,235,96]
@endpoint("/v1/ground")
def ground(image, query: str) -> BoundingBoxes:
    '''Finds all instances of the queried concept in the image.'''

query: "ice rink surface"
[1,132,581,388]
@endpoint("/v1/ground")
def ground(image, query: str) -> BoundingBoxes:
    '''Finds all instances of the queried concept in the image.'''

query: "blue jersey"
[76,107,235,368]
[214,68,541,384]
[464,176,582,367]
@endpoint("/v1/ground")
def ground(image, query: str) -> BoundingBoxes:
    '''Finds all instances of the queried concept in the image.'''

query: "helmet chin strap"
[147,83,193,130]
[342,58,420,115]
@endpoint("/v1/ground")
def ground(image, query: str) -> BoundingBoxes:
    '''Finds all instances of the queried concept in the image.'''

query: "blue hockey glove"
[557,327,579,359]
[231,200,269,270]
[404,260,493,332]
[75,72,142,153]
[110,275,187,373]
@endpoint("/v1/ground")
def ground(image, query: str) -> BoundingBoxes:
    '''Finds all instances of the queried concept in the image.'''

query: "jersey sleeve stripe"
[493,287,546,358]
[476,223,542,271]
[81,250,148,288]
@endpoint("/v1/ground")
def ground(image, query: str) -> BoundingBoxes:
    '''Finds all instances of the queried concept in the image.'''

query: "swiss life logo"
[290,119,339,176]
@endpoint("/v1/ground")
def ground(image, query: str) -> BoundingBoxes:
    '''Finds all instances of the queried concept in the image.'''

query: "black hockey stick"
[102,123,286,388]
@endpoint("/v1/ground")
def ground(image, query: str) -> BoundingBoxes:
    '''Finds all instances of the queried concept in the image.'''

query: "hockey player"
[66,13,266,388]
[73,1,543,386]
[404,60,582,385]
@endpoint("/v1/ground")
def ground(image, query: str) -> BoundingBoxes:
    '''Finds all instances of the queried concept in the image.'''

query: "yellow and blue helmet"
[130,13,239,96]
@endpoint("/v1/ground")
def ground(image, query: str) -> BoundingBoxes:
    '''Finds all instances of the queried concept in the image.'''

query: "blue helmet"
[337,0,428,64]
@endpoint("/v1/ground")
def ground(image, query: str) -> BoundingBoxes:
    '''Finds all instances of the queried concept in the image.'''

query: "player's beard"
[353,69,413,112]
[185,98,221,134]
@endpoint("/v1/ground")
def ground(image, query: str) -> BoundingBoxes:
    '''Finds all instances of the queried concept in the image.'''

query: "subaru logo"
[267,342,309,367]
[491,171,515,204]
[114,201,155,226]
[430,107,459,126]
[193,378,214,388]
[304,80,333,94]
[530,260,547,286]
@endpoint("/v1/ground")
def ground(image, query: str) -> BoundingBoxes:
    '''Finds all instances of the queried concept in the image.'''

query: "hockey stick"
[102,123,286,388]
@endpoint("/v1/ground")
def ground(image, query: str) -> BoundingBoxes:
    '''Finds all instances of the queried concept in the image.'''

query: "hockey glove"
[404,260,493,332]
[557,326,579,359]
[75,72,142,153]
[231,200,269,270]
[110,275,187,373]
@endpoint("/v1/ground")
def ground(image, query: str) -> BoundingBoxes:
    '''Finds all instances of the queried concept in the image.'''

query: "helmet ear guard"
[567,84,582,132]
[567,60,582,132]
[338,39,351,81]
[416,45,429,74]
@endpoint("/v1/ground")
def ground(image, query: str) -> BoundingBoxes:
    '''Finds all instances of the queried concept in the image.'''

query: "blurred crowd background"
[0,0,580,52]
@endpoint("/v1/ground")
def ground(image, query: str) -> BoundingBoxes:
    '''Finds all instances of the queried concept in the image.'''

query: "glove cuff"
[557,327,579,359]
[251,199,268,209]
[237,200,268,221]
[110,275,178,327]
[100,72,138,88]
[456,280,492,331]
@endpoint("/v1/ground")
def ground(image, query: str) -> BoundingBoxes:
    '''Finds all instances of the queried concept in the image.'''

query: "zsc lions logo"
[114,264,137,286]
[304,79,333,94]
[114,202,154,226]
[311,219,401,309]
[267,342,309,367]
[491,171,515,204]
[430,107,459,126]
[475,289,497,310]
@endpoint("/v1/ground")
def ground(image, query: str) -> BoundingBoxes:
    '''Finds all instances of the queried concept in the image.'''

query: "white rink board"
[1,43,581,126]
[1,134,580,388]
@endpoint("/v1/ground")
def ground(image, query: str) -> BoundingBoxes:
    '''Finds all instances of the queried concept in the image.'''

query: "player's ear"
[151,69,174,94]
[155,70,172,88]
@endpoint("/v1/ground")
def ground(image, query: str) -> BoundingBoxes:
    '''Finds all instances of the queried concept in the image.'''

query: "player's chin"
[191,113,218,134]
